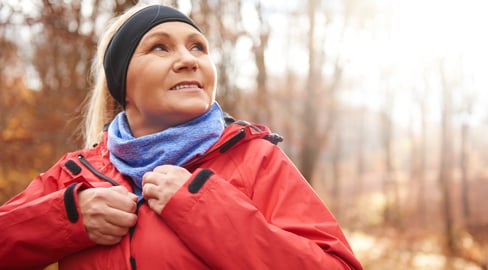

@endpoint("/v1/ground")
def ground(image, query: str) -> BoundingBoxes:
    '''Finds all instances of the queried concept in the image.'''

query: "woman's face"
[125,22,216,137]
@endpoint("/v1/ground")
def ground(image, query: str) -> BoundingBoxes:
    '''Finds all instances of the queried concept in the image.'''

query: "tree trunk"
[252,2,270,125]
[298,0,320,182]
[438,63,456,253]
[410,86,428,227]
[330,130,342,217]
[380,88,400,226]
[460,122,471,221]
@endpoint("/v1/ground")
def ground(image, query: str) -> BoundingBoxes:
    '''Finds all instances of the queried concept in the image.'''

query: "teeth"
[173,84,199,90]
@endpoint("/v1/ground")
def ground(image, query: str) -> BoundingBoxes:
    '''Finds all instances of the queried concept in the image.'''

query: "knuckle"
[129,202,137,213]
[143,171,154,179]
[91,188,109,200]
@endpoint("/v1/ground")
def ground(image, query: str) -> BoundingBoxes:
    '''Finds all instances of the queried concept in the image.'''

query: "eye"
[190,42,206,52]
[151,43,168,52]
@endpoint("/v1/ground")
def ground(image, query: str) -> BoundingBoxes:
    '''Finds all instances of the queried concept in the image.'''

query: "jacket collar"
[98,120,273,169]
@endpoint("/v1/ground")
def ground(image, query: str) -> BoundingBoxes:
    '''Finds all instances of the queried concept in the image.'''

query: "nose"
[173,48,198,72]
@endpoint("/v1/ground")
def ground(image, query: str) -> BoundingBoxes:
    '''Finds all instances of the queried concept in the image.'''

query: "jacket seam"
[219,143,255,198]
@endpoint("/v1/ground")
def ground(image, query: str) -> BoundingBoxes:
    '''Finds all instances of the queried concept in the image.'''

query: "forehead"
[142,21,204,39]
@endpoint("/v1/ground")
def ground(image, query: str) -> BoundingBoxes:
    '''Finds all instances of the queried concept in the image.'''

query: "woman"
[0,4,363,270]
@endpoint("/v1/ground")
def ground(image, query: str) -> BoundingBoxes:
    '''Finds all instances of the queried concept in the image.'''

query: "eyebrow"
[143,31,203,41]
[143,31,170,41]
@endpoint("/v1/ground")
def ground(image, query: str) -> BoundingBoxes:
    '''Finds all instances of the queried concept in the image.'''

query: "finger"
[96,219,131,237]
[89,230,123,245]
[103,189,138,213]
[147,199,160,214]
[129,192,138,202]
[142,183,160,200]
[156,166,192,185]
[83,213,131,244]
[147,198,164,215]
[144,184,172,214]
[109,186,138,201]
[106,196,137,214]
[142,171,164,186]
[103,207,138,228]
[153,164,174,173]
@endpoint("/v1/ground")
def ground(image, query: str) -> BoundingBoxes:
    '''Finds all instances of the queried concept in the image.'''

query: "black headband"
[103,5,201,107]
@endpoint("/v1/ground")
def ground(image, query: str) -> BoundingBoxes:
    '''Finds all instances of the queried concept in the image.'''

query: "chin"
[190,105,212,117]
[186,100,212,112]
[173,101,206,115]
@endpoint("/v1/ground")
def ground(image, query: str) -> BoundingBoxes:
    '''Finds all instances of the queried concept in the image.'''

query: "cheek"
[126,60,158,102]
[204,62,217,91]
[125,62,139,101]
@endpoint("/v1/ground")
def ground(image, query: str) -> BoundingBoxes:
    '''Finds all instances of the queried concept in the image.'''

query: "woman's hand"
[142,165,191,214]
[78,186,138,245]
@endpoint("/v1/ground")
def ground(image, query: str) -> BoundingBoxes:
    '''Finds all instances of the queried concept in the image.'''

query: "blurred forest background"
[1,0,488,269]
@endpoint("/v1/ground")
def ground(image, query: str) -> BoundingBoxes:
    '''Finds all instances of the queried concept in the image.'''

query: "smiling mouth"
[170,82,202,90]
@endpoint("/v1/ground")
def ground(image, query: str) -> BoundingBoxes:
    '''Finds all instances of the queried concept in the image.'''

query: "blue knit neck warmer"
[107,102,224,194]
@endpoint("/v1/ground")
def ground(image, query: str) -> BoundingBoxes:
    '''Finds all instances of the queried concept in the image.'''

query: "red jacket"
[0,121,362,270]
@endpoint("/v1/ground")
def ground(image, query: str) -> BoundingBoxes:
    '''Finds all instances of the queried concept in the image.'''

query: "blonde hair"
[82,5,149,148]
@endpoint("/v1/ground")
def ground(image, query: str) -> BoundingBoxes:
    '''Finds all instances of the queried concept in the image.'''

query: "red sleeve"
[0,160,96,269]
[161,143,363,270]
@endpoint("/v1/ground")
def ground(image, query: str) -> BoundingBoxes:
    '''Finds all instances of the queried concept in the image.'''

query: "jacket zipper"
[77,154,119,186]
[129,199,144,270]
[78,154,139,269]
